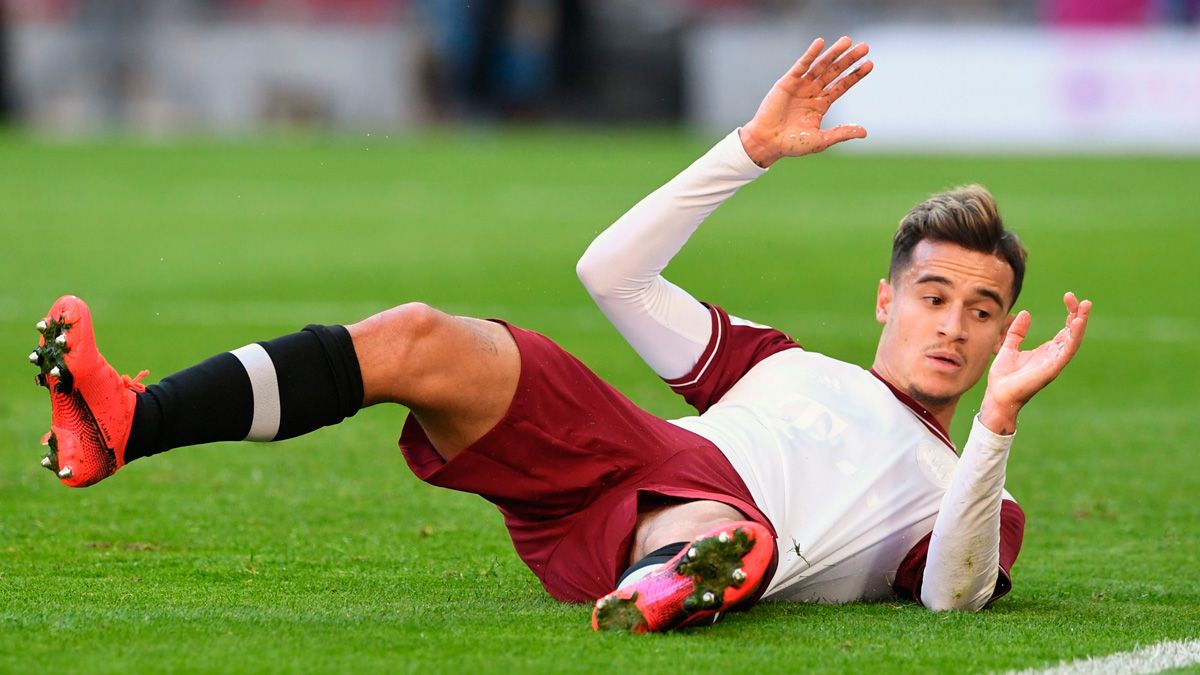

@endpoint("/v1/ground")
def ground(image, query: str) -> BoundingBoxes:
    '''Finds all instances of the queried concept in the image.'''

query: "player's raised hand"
[980,292,1093,434]
[739,36,874,168]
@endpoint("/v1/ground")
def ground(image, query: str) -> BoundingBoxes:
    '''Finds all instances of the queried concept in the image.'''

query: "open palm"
[741,36,874,166]
[986,292,1092,411]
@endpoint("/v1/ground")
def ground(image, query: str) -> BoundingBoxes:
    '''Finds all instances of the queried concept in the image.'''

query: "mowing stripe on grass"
[1006,638,1200,675]
[5,300,1197,341]
[5,297,1196,344]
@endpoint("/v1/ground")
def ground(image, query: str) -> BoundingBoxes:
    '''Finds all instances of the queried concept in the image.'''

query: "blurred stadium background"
[2,0,1198,151]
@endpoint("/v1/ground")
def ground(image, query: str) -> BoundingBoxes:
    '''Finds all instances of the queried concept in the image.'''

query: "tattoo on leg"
[456,317,498,355]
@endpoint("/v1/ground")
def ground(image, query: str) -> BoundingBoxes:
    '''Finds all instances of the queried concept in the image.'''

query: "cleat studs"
[702,592,716,605]
[36,320,47,331]
[29,351,40,364]
[41,456,53,468]
[718,531,731,544]
[55,334,66,346]
[57,466,73,479]
[687,548,698,560]
[49,366,60,377]
[732,569,747,583]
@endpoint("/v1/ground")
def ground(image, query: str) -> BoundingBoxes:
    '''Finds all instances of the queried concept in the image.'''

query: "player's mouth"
[925,351,963,372]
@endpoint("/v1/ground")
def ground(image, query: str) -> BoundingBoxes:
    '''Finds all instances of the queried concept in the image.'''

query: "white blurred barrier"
[687,25,1200,153]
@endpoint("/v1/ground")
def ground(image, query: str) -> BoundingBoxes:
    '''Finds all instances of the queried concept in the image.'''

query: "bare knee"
[348,302,452,404]
[348,303,520,458]
[347,303,518,422]
[357,302,443,345]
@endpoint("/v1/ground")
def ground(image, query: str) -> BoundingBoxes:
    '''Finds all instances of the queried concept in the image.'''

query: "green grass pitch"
[1,130,1197,673]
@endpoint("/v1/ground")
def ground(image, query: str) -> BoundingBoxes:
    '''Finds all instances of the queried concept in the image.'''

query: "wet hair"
[889,184,1027,307]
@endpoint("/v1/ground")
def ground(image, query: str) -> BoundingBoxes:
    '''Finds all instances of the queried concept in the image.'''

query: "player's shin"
[125,324,364,462]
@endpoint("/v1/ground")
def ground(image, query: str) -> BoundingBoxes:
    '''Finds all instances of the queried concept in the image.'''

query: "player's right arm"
[577,37,873,381]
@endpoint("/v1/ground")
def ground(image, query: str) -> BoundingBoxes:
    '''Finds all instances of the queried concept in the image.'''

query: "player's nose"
[935,308,968,341]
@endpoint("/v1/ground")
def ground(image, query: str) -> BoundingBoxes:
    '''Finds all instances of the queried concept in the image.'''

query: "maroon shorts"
[398,322,773,603]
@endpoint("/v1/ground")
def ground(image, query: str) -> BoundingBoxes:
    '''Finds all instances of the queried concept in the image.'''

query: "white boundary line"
[1005,638,1200,675]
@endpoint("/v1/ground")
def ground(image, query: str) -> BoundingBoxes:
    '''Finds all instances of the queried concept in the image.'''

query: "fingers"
[825,60,874,104]
[784,37,826,81]
[820,124,869,149]
[781,36,870,101]
[819,42,870,86]
[1068,298,1092,345]
[1002,310,1031,353]
[806,36,854,81]
[1063,291,1079,316]
[1045,295,1090,369]
[1061,291,1091,341]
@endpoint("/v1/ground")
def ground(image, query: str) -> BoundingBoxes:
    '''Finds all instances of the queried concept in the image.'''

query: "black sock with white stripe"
[124,324,363,461]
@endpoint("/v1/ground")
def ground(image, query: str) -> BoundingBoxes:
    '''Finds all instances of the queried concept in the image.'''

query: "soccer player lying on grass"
[29,36,1090,633]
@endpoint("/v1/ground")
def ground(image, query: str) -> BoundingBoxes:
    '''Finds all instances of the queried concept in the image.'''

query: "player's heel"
[38,431,59,473]
[37,429,79,480]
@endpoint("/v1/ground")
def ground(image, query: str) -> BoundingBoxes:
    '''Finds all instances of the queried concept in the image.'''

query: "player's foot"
[29,295,148,487]
[591,520,774,633]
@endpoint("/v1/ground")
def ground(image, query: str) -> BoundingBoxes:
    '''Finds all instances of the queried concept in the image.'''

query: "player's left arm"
[921,293,1092,611]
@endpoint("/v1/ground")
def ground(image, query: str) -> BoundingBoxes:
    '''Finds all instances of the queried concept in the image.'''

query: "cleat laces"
[120,369,150,393]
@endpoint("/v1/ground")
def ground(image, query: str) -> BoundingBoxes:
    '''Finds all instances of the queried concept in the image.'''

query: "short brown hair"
[889,185,1027,307]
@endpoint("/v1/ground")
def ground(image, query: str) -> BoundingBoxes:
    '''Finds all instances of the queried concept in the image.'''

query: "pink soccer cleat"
[29,295,147,487]
[591,520,775,633]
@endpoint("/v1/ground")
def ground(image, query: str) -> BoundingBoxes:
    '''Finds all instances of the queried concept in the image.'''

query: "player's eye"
[924,296,943,306]
[972,308,990,320]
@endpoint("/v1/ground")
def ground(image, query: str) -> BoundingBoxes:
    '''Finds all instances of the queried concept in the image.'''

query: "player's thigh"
[406,316,521,456]
[347,303,519,457]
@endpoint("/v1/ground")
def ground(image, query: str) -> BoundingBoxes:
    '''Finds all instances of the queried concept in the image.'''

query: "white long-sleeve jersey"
[577,130,1025,609]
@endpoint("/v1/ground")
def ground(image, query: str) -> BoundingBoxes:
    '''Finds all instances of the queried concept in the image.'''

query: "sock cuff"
[617,541,687,588]
[302,324,364,419]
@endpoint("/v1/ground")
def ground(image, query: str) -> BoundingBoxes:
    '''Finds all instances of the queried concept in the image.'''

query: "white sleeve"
[576,129,768,379]
[920,415,1014,611]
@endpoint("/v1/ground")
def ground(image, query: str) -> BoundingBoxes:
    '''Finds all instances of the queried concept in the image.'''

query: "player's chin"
[909,375,969,407]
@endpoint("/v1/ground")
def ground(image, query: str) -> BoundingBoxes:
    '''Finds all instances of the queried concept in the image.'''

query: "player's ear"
[994,313,1017,353]
[875,278,892,324]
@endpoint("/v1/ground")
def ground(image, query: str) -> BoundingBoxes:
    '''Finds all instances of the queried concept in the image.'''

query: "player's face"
[872,240,1015,413]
